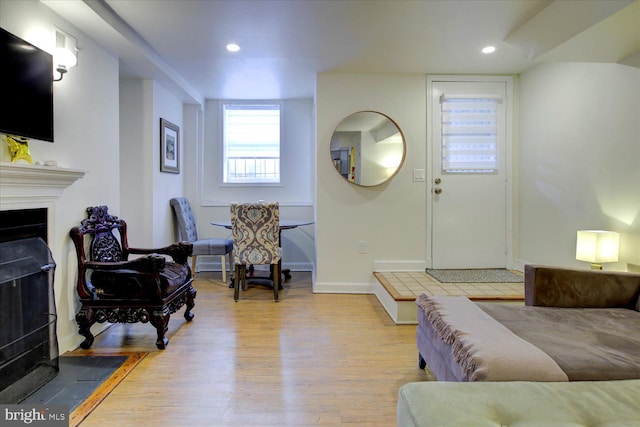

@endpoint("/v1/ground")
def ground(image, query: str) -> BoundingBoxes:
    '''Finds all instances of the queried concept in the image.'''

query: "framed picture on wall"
[160,118,180,173]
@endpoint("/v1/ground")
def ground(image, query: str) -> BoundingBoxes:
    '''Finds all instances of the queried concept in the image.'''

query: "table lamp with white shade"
[576,230,620,270]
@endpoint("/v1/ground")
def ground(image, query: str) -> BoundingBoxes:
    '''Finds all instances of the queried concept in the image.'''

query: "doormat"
[426,269,524,283]
[21,352,147,427]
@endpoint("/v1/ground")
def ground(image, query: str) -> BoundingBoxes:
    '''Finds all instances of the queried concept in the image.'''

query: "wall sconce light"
[53,27,77,82]
[576,230,620,270]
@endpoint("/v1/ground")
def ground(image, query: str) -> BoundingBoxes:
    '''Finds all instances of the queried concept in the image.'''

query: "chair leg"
[184,284,196,322]
[191,255,197,278]
[241,265,247,290]
[220,255,227,283]
[228,251,233,284]
[234,264,241,301]
[76,306,96,349]
[150,310,170,350]
[277,259,283,290]
[273,263,279,302]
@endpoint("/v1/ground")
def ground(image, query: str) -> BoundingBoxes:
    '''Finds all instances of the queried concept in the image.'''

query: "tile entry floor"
[375,271,524,302]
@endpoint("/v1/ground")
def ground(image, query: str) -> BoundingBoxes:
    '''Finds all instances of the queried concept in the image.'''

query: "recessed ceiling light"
[226,43,240,53]
[482,45,496,54]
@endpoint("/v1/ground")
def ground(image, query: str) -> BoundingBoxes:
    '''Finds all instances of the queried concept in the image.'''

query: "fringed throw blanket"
[416,294,568,382]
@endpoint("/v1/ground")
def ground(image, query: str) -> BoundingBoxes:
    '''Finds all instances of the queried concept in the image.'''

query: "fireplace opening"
[0,208,59,404]
[0,208,47,244]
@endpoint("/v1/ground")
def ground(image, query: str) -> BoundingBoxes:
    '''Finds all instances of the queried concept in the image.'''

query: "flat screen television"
[0,27,54,142]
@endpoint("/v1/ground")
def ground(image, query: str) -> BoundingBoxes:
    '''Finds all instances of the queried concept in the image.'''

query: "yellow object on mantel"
[6,135,32,164]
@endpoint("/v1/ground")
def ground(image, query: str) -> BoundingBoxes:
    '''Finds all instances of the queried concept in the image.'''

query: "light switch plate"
[413,169,426,182]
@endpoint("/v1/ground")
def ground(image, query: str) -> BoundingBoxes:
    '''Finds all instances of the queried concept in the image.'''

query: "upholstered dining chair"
[170,197,234,283]
[230,201,282,302]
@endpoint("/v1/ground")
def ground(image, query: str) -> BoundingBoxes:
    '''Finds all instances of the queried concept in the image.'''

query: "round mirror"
[330,111,406,187]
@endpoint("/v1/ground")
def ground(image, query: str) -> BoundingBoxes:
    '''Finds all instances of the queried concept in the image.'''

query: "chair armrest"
[126,241,193,265]
[525,264,640,309]
[85,255,166,273]
[79,255,167,300]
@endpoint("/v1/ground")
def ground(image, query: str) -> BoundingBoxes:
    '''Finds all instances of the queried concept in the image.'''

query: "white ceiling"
[43,0,640,103]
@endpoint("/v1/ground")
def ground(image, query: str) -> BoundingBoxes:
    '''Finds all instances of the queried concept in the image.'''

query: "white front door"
[429,79,510,269]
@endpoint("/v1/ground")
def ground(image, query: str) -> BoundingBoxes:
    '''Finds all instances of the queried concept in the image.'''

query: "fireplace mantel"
[0,162,86,356]
[0,162,85,208]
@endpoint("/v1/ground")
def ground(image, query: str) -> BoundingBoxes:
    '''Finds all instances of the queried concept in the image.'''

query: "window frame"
[220,101,283,186]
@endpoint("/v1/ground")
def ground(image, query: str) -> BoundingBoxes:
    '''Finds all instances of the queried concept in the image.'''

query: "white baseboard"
[373,260,427,271]
[312,282,372,294]
[514,259,530,272]
[197,260,314,272]
[58,332,81,354]
[58,322,111,353]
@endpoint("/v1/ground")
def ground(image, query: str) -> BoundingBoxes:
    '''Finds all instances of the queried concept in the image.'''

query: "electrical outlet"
[357,240,367,254]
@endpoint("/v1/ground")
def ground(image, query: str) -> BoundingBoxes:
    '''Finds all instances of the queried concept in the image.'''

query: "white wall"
[0,0,120,352]
[151,82,186,247]
[120,79,187,247]
[315,74,428,292]
[193,98,315,272]
[201,98,314,203]
[119,79,150,245]
[518,62,640,270]
[316,66,639,292]
[182,104,203,216]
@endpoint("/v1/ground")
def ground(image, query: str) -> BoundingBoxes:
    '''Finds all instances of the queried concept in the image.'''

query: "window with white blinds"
[223,103,281,184]
[440,95,500,173]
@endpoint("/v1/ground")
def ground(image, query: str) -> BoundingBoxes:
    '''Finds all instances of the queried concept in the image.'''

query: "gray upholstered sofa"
[416,265,640,382]
[401,265,640,426]
[397,379,640,427]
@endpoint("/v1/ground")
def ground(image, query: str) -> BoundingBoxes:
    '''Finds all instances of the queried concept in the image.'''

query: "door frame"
[425,75,515,270]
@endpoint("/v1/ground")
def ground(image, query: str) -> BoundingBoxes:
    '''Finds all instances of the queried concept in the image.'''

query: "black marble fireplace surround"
[0,208,59,403]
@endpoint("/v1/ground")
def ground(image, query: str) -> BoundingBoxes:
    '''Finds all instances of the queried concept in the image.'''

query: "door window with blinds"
[440,95,501,174]
[223,103,281,184]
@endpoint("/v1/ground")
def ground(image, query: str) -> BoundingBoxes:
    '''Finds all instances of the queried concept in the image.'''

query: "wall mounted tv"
[0,27,54,142]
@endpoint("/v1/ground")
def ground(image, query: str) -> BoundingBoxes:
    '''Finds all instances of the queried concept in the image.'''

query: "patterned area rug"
[426,269,523,283]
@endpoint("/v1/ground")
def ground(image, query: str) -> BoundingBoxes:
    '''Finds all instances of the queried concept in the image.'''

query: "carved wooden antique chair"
[230,202,282,302]
[70,206,196,349]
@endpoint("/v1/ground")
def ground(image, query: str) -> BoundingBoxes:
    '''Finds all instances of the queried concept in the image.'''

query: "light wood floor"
[69,272,433,426]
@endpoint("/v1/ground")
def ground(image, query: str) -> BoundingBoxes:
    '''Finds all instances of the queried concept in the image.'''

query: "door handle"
[434,187,442,195]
